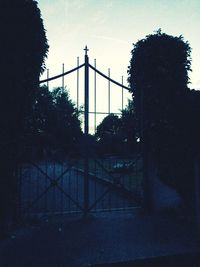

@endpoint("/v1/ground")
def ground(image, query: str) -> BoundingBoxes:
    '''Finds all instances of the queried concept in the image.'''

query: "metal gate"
[19,47,143,219]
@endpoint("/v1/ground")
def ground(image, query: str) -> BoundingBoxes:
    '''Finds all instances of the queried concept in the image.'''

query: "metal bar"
[68,165,71,211]
[76,161,79,204]
[94,159,117,182]
[23,184,53,215]
[53,161,56,211]
[30,159,77,184]
[28,165,31,218]
[88,187,111,212]
[28,160,79,213]
[108,68,111,114]
[56,184,84,211]
[23,179,84,215]
[89,64,130,90]
[84,46,89,216]
[47,69,49,88]
[40,64,84,84]
[23,161,83,215]
[94,160,97,211]
[62,63,65,89]
[94,59,97,132]
[45,161,48,212]
[30,162,54,184]
[122,76,124,110]
[36,163,40,210]
[18,166,22,221]
[80,111,122,115]
[61,163,64,214]
[77,57,79,109]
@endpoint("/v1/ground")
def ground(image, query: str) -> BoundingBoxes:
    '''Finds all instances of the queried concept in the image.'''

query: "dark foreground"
[92,252,200,267]
[0,210,200,267]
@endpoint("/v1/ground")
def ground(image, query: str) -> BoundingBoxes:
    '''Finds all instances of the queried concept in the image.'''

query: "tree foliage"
[95,102,137,156]
[0,0,49,151]
[49,87,83,155]
[120,99,137,154]
[95,114,122,155]
[128,30,191,138]
[27,86,83,159]
[128,30,197,207]
[0,0,48,228]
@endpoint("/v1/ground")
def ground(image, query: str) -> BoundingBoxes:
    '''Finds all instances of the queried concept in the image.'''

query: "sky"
[38,0,200,132]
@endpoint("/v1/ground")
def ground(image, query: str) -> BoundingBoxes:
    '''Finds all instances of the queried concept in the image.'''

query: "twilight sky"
[38,0,200,131]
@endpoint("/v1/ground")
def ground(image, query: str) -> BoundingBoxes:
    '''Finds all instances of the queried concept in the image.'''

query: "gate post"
[83,46,89,216]
[194,155,200,229]
[140,88,154,213]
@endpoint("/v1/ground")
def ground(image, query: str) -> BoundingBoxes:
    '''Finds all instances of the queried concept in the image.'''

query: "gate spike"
[84,45,89,55]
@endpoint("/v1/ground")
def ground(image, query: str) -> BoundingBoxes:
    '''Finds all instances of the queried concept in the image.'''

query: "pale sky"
[38,0,200,131]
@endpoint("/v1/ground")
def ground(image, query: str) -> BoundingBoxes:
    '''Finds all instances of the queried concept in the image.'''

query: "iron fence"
[18,47,143,219]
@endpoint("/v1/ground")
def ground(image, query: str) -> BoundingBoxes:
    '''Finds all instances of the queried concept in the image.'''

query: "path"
[0,211,200,266]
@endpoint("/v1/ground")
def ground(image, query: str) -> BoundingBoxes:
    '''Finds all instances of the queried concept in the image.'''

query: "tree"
[0,0,48,230]
[27,86,83,159]
[187,90,200,154]
[128,29,191,140]
[95,114,122,155]
[95,106,137,156]
[120,99,137,155]
[50,87,83,156]
[128,30,195,210]
[0,0,48,138]
[24,85,55,158]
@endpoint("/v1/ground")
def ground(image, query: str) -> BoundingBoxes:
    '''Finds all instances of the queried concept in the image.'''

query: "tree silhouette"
[120,99,137,155]
[128,30,195,210]
[187,90,200,155]
[0,0,48,230]
[95,114,122,155]
[95,106,137,156]
[128,30,191,140]
[50,87,83,157]
[26,86,83,159]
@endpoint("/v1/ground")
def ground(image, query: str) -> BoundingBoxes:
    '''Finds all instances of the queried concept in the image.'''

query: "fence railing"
[39,46,131,134]
[17,47,142,219]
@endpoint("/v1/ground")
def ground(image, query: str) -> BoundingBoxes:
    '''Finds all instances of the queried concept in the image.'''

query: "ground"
[0,210,200,267]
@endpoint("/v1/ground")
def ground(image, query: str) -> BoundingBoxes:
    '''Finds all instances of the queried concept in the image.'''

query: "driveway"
[0,211,200,267]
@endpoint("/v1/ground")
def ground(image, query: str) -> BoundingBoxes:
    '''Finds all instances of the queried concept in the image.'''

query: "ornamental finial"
[84,45,89,56]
